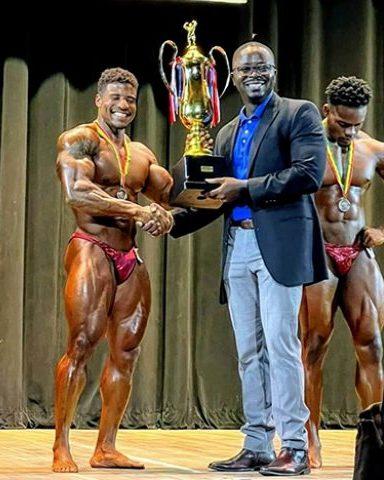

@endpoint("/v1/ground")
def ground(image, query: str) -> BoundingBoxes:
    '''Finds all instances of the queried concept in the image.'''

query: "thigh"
[108,262,151,356]
[64,239,114,344]
[260,280,303,346]
[300,273,339,343]
[255,253,303,355]
[224,229,261,356]
[340,251,384,339]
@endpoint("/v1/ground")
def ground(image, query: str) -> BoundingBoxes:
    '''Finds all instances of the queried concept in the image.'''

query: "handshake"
[135,204,174,237]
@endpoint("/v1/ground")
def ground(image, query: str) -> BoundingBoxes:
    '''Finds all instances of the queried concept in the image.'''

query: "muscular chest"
[93,144,149,194]
[323,146,376,188]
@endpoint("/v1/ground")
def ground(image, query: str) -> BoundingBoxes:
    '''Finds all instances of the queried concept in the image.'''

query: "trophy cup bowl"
[159,20,230,209]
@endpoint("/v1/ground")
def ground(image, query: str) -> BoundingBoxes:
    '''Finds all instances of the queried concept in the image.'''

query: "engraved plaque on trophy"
[159,20,230,209]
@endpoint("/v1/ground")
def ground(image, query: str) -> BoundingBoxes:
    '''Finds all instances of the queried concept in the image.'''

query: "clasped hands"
[136,204,174,237]
[135,176,248,237]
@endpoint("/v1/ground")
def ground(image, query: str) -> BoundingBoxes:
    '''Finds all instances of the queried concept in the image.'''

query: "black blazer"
[171,92,328,302]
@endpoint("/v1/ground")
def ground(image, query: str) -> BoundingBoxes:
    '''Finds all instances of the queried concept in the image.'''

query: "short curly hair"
[325,76,372,107]
[97,67,138,94]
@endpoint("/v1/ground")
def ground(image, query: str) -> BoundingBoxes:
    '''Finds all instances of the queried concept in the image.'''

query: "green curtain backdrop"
[0,0,383,429]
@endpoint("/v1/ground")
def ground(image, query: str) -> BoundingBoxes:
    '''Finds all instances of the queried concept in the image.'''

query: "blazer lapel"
[225,117,239,168]
[228,117,239,163]
[246,92,281,177]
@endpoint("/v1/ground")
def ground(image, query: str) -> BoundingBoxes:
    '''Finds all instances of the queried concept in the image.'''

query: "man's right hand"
[185,128,214,154]
[136,204,174,237]
[362,227,384,247]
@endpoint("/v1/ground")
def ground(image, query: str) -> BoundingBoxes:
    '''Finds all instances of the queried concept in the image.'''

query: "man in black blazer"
[168,41,327,476]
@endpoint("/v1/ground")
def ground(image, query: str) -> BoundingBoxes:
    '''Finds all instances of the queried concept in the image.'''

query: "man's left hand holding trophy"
[159,19,230,210]
[139,19,230,235]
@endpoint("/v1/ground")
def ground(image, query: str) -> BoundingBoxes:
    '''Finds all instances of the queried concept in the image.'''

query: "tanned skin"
[53,80,173,472]
[300,102,384,468]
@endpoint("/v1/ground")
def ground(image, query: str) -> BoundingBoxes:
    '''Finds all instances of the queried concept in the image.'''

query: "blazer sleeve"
[247,102,326,205]
[170,206,225,238]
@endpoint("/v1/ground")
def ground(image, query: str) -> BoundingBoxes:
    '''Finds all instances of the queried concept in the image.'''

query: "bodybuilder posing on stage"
[53,67,173,472]
[300,76,384,468]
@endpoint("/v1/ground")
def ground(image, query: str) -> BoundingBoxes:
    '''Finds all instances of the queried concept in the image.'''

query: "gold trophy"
[159,20,230,208]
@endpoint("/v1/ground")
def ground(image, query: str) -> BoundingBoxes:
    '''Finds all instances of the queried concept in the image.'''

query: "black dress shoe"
[259,448,310,476]
[208,448,276,472]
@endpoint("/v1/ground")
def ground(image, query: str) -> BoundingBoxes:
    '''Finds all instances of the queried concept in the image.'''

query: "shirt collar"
[239,91,273,125]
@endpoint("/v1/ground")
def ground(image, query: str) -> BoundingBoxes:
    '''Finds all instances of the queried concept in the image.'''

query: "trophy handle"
[208,46,230,98]
[159,40,178,95]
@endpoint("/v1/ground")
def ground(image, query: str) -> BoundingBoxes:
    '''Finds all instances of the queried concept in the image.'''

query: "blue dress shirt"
[231,92,273,221]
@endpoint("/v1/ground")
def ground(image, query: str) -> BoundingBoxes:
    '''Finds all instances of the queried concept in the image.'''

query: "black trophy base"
[170,154,229,209]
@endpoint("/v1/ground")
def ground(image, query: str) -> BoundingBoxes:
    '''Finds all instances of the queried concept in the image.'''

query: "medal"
[338,197,351,212]
[116,188,128,200]
[322,119,354,215]
[93,120,131,199]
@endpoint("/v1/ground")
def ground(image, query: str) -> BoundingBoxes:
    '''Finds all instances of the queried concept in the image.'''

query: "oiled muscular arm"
[139,146,175,235]
[56,127,153,224]
[375,139,384,180]
[143,162,174,208]
[363,139,384,247]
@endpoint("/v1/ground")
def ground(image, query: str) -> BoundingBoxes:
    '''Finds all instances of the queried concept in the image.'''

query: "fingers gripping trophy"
[159,20,230,208]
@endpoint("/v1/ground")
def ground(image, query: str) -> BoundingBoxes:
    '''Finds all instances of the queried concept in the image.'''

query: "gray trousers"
[223,227,309,453]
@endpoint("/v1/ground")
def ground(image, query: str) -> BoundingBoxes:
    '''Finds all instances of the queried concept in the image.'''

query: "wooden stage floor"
[0,429,356,479]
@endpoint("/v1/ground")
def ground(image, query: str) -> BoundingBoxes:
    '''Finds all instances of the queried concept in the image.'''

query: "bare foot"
[309,445,322,469]
[52,447,78,473]
[308,427,322,468]
[90,448,144,469]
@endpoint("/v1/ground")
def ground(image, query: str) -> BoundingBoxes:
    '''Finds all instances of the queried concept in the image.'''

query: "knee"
[237,349,256,368]
[113,345,141,374]
[233,335,258,367]
[67,332,97,365]
[355,336,383,366]
[304,333,331,365]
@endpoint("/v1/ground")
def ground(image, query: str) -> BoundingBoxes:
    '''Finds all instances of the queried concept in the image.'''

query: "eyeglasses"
[232,64,276,77]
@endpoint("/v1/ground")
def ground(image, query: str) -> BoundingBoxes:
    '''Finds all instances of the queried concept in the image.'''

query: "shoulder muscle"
[58,125,100,159]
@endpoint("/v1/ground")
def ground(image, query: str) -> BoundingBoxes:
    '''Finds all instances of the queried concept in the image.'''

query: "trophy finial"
[183,20,197,47]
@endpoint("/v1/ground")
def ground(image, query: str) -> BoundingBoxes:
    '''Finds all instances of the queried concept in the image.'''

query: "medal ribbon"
[93,120,131,191]
[322,119,354,197]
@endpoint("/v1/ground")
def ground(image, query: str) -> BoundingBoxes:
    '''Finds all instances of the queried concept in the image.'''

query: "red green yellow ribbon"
[93,120,131,190]
[322,118,354,196]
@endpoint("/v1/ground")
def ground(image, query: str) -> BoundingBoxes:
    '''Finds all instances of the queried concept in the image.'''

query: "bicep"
[143,163,173,206]
[57,151,96,197]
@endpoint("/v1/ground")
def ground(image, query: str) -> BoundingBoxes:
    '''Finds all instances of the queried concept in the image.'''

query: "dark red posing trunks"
[70,231,140,284]
[324,242,363,277]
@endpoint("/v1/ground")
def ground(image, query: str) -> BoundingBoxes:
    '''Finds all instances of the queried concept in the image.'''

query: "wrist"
[242,179,251,201]
[165,211,175,234]
[132,205,143,221]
